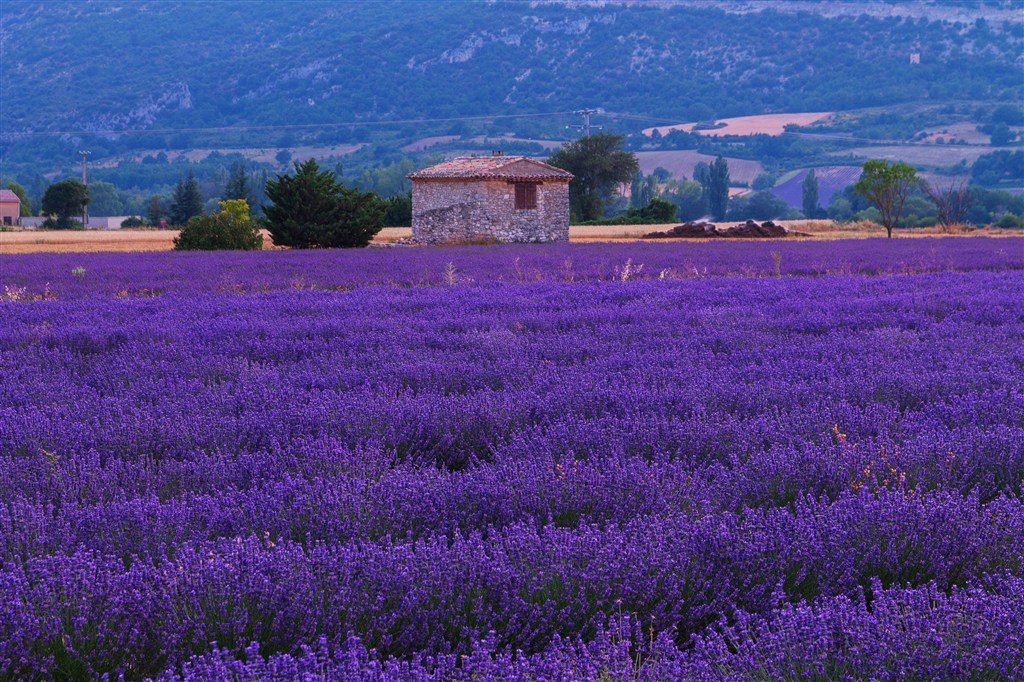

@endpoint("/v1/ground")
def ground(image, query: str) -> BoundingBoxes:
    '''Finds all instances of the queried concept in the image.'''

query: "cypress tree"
[223,161,251,203]
[169,169,204,225]
[802,168,820,218]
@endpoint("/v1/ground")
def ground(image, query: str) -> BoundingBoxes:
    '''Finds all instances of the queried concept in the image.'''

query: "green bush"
[119,216,148,228]
[173,201,262,251]
[995,212,1023,228]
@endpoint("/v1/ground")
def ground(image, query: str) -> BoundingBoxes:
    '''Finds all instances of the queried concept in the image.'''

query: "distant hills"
[1,0,1021,179]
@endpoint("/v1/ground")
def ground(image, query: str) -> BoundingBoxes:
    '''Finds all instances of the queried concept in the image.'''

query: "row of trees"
[173,159,389,251]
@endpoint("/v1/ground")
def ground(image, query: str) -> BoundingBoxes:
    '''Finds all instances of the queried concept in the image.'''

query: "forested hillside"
[2,1,1020,163]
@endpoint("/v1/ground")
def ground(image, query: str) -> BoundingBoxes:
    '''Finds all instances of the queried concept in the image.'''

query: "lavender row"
[3,492,1023,679]
[157,576,1024,681]
[2,259,1023,678]
[2,237,1021,300]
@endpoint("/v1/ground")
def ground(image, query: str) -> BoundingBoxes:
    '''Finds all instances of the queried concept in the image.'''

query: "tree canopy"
[173,199,262,251]
[264,159,385,248]
[853,160,919,238]
[41,178,90,229]
[548,133,639,222]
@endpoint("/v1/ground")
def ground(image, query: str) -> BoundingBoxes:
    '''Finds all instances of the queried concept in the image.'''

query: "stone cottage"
[407,153,573,244]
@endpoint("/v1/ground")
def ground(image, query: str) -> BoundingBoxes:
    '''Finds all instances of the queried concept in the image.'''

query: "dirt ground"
[3,221,1020,255]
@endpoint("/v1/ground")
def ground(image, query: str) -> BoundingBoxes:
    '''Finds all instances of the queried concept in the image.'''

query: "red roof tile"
[408,156,573,181]
[0,189,21,203]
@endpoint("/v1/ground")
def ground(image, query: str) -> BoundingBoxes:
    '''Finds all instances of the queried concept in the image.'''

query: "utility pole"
[568,108,603,137]
[78,150,90,227]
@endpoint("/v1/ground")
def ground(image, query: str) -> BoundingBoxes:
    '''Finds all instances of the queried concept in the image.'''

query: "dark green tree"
[264,159,385,248]
[383,192,412,227]
[5,181,31,216]
[41,178,90,229]
[548,133,639,222]
[705,156,730,221]
[802,169,820,218]
[223,161,252,202]
[87,181,123,216]
[174,199,262,251]
[667,179,706,222]
[854,159,919,238]
[168,169,204,225]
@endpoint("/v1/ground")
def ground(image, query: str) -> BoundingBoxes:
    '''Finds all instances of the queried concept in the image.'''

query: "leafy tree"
[801,169,820,218]
[666,179,706,222]
[87,181,123,216]
[264,159,385,248]
[174,199,262,251]
[168,169,204,225]
[41,178,90,229]
[990,123,1015,147]
[548,133,639,222]
[854,160,919,238]
[223,161,252,203]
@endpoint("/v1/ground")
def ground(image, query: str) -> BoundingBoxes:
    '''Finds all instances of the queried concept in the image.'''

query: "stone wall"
[411,179,570,244]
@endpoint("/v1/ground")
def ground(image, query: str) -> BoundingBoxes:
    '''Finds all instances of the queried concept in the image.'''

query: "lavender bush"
[1,238,1022,680]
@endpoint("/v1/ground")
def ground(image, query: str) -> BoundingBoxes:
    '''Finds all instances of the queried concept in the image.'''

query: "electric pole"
[568,108,604,137]
[78,150,91,227]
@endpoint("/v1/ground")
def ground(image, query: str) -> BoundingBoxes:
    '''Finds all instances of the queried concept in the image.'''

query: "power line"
[567,108,603,137]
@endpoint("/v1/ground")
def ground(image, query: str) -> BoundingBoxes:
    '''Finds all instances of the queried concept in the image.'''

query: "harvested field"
[635,150,762,184]
[4,223,1019,254]
[643,112,833,137]
[845,144,1010,168]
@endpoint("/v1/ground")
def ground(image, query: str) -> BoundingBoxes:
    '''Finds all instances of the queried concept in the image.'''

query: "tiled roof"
[408,156,573,181]
[0,189,21,203]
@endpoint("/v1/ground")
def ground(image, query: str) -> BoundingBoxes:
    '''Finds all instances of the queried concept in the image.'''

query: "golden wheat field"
[2,222,1019,254]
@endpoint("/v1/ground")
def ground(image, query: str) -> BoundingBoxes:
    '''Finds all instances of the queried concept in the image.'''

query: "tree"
[698,156,730,220]
[264,159,385,248]
[548,133,639,222]
[853,160,919,238]
[87,181,123,216]
[41,179,90,229]
[147,196,165,226]
[5,181,31,216]
[801,169,820,218]
[920,178,971,230]
[223,161,252,203]
[168,169,204,225]
[383,192,412,227]
[990,123,1015,147]
[173,199,262,251]
[667,179,706,222]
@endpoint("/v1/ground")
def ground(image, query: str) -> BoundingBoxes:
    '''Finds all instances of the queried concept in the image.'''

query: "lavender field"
[2,238,1023,681]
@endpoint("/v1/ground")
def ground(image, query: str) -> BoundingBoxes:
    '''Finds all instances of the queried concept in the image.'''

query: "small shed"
[407,153,573,244]
[0,189,21,226]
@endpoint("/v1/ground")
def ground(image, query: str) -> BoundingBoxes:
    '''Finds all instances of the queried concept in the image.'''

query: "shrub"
[995,212,1024,228]
[119,216,148,228]
[173,200,262,251]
